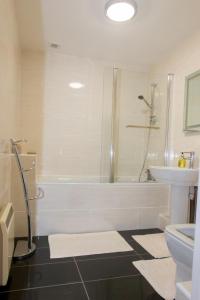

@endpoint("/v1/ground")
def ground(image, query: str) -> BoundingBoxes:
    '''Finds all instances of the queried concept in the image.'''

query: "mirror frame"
[184,69,200,132]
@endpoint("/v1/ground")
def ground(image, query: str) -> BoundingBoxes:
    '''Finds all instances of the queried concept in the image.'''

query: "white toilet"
[165,224,195,283]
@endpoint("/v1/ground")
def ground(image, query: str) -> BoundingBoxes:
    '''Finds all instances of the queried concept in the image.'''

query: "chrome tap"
[182,151,195,169]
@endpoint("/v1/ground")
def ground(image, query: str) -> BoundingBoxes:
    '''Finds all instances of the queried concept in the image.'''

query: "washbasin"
[150,166,199,224]
[149,166,199,186]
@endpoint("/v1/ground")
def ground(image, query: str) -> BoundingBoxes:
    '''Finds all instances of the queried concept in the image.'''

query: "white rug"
[133,257,176,300]
[132,233,171,258]
[48,231,133,258]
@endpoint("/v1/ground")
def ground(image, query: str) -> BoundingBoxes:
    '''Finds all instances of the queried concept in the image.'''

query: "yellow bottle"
[178,152,186,168]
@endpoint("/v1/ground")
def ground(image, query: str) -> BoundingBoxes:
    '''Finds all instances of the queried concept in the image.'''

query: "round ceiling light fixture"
[105,0,137,22]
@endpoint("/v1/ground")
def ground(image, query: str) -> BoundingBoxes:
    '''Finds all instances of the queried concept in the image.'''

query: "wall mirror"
[184,70,200,132]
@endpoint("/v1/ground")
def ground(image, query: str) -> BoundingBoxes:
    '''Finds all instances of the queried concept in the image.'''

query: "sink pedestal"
[149,166,198,225]
[170,186,190,224]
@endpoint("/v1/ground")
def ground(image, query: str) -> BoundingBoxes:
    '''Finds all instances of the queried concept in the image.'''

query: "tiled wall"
[14,180,169,236]
[116,70,149,181]
[20,51,113,179]
[116,70,167,181]
[147,74,169,167]
[0,0,21,209]
[151,31,200,167]
[20,51,167,180]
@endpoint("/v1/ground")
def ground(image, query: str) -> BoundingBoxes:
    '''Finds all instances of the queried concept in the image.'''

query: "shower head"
[138,95,152,109]
[138,95,144,100]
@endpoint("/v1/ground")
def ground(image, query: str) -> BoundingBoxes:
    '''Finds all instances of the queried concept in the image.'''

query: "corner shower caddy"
[11,139,44,260]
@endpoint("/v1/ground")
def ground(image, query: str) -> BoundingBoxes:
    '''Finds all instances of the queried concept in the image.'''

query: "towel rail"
[10,138,44,260]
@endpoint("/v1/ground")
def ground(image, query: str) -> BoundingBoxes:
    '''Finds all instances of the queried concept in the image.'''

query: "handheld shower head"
[138,95,144,100]
[138,95,152,109]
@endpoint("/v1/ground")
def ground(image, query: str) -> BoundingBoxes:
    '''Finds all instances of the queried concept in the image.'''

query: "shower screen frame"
[108,69,174,183]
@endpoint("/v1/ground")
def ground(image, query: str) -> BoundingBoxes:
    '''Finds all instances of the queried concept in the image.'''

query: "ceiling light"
[69,82,85,89]
[105,0,137,22]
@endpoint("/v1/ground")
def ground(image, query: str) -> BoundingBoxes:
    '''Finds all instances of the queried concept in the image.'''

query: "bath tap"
[11,138,27,144]
[146,169,155,182]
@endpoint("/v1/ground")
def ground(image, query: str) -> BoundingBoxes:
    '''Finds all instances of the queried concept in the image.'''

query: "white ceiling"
[15,0,200,66]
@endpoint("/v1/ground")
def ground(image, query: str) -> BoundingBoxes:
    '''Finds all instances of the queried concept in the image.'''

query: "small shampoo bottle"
[178,152,186,168]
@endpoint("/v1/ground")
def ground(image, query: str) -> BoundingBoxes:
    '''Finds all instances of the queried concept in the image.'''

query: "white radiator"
[0,203,15,286]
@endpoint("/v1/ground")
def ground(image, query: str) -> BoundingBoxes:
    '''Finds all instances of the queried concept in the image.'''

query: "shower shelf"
[126,125,160,129]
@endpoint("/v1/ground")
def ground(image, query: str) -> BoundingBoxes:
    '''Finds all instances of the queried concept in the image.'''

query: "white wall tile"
[151,32,200,166]
[20,51,167,181]
[139,207,160,229]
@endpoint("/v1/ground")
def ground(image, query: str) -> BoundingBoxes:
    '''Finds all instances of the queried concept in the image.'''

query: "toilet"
[165,224,195,283]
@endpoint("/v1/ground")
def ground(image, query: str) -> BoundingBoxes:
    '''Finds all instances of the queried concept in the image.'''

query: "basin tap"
[182,152,195,169]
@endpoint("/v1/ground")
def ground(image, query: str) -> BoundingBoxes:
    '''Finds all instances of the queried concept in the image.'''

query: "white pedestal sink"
[149,166,199,224]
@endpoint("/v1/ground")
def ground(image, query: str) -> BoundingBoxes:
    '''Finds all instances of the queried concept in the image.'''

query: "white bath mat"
[133,258,176,300]
[132,233,171,258]
[48,231,133,258]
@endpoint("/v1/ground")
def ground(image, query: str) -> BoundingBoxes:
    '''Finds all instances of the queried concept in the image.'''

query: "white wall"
[0,0,21,209]
[151,32,200,167]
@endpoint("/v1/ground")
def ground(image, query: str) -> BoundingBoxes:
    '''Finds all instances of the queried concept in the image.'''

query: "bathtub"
[15,176,170,237]
[37,175,147,183]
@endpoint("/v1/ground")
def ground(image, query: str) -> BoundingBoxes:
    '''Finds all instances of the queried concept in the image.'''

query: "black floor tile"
[10,229,167,300]
[119,229,162,241]
[33,236,49,248]
[76,250,135,262]
[0,283,88,300]
[77,255,140,281]
[139,253,154,260]
[0,262,81,292]
[15,236,49,249]
[85,276,164,300]
[12,247,73,267]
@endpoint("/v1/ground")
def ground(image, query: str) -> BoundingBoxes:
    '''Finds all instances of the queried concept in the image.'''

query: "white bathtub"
[37,175,147,183]
[15,176,170,236]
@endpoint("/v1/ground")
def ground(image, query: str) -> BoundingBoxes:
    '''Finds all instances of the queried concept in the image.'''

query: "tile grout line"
[12,253,142,268]
[12,260,74,268]
[84,273,142,283]
[0,281,82,294]
[73,258,90,300]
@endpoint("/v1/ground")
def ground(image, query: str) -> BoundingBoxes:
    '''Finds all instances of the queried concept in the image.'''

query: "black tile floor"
[0,229,164,300]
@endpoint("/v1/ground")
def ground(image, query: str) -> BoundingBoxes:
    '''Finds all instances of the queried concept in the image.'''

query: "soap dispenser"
[178,152,186,168]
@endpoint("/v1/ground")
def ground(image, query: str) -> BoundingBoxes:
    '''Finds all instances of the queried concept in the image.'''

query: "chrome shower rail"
[164,74,174,166]
[10,138,44,260]
[109,67,119,183]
